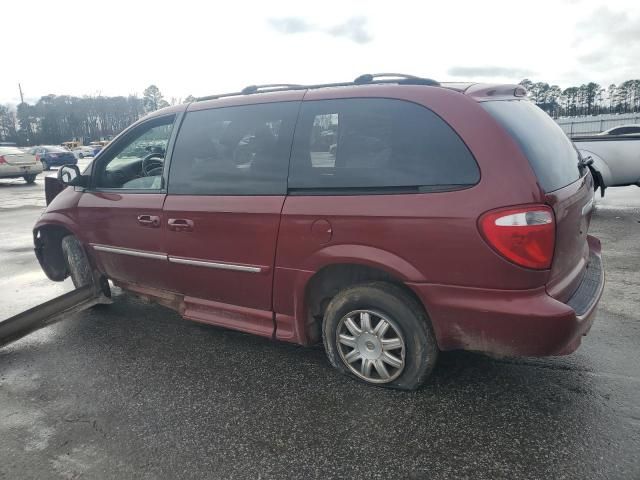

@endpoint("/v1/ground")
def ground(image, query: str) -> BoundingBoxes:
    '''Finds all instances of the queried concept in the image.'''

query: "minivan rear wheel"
[322,282,438,390]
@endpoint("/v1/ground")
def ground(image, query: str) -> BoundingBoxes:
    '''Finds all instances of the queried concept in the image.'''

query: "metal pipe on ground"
[0,286,110,348]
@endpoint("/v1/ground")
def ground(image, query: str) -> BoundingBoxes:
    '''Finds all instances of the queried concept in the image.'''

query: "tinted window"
[612,126,640,135]
[482,100,581,192]
[46,146,69,153]
[169,102,298,195]
[288,98,479,191]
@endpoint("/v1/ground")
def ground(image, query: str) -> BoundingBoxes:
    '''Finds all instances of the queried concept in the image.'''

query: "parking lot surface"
[1,171,639,479]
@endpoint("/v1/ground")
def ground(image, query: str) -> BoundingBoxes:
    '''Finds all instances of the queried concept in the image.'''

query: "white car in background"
[573,129,640,195]
[598,124,640,136]
[0,146,43,183]
[72,146,96,159]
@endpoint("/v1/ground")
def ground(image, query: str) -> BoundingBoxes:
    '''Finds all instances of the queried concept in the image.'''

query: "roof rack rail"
[354,73,440,86]
[240,84,304,95]
[195,74,439,102]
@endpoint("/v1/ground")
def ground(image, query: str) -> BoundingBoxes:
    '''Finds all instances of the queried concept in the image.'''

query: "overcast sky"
[1,0,638,105]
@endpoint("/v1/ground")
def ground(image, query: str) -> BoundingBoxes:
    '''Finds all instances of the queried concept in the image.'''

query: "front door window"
[94,116,175,190]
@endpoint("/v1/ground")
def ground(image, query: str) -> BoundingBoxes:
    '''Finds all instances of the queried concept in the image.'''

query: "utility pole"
[18,83,24,104]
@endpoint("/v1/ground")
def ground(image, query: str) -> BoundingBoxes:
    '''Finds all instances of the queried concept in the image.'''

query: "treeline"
[519,79,640,118]
[0,85,194,146]
[4,79,640,144]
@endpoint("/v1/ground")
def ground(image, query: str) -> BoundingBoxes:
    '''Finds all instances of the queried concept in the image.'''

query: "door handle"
[168,218,194,232]
[137,214,160,227]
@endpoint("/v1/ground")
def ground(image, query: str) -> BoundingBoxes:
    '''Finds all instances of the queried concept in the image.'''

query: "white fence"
[556,113,640,136]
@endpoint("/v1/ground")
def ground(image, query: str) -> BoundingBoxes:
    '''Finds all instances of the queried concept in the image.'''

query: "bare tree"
[143,85,170,113]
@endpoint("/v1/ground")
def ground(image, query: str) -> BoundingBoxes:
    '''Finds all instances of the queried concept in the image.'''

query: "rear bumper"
[0,163,43,178]
[47,157,77,166]
[409,236,604,357]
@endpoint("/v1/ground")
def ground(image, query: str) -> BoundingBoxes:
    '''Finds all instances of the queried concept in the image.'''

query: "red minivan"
[34,74,604,390]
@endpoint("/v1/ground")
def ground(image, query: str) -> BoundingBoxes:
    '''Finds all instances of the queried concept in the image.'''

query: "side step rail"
[0,285,110,348]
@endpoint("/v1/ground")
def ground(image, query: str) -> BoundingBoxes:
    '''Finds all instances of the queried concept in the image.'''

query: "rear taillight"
[479,205,555,270]
[35,154,40,161]
[0,155,6,164]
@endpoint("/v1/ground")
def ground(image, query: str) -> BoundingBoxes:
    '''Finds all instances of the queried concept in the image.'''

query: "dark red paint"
[162,195,283,311]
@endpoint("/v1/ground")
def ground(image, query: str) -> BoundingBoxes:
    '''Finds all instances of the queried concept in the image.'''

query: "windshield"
[482,100,581,193]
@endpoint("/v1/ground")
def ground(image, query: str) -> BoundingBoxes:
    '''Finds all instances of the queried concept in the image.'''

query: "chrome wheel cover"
[336,309,406,384]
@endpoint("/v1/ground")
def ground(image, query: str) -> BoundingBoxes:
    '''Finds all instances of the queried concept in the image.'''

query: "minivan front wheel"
[61,235,93,288]
[322,282,438,390]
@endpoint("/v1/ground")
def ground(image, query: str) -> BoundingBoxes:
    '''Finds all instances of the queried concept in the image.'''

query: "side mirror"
[57,165,87,187]
[45,165,88,205]
[69,175,89,188]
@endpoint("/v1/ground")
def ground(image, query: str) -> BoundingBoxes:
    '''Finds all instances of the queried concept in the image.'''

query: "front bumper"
[409,236,605,357]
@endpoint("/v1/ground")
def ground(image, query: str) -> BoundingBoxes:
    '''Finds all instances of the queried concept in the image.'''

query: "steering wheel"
[141,153,164,176]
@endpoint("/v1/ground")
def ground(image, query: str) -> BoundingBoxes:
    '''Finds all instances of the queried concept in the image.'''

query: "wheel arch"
[300,262,429,345]
[33,215,87,282]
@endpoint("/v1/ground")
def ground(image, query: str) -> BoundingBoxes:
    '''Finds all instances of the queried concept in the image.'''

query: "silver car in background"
[598,124,640,136]
[573,133,640,194]
[72,146,96,159]
[0,146,43,184]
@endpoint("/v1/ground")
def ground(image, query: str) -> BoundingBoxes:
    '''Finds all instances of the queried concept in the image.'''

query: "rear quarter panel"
[274,86,549,325]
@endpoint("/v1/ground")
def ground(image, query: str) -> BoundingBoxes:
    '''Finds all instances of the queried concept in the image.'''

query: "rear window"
[46,146,69,153]
[481,100,580,192]
[288,98,479,192]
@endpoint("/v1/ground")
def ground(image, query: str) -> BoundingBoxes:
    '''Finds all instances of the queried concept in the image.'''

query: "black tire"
[78,153,84,159]
[61,235,93,288]
[322,281,438,391]
[23,174,36,184]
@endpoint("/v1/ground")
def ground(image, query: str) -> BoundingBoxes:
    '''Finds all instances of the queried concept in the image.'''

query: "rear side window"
[481,100,580,192]
[610,126,640,135]
[288,98,479,192]
[169,102,298,195]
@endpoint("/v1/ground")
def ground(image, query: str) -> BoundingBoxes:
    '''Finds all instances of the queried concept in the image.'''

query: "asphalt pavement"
[0,170,639,479]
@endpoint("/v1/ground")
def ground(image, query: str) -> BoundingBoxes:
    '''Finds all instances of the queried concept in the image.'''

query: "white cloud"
[448,66,535,79]
[1,0,639,104]
[268,15,372,44]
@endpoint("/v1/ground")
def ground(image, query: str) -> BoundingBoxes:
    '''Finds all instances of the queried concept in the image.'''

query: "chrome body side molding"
[91,244,262,273]
[168,256,262,273]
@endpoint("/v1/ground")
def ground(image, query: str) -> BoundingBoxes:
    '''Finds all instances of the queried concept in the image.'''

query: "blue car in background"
[28,146,77,170]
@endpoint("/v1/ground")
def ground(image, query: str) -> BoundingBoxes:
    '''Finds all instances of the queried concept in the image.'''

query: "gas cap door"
[311,219,333,244]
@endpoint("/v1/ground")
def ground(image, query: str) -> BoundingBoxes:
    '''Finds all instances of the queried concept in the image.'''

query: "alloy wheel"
[336,309,405,383]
